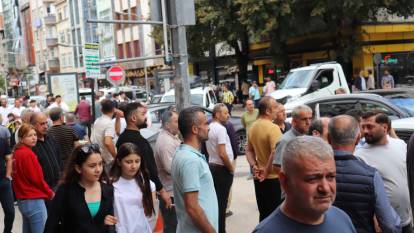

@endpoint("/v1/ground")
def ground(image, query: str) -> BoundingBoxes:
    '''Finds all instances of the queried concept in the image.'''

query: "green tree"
[238,0,414,67]
[186,0,251,82]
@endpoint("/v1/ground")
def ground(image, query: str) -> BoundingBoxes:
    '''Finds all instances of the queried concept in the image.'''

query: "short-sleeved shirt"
[254,206,356,233]
[172,144,218,232]
[206,121,234,166]
[248,118,282,179]
[114,177,156,233]
[241,109,259,133]
[0,138,11,178]
[355,136,411,226]
[47,124,79,162]
[91,115,115,164]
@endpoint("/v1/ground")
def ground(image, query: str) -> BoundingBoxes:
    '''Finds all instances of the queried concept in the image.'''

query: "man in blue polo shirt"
[172,106,218,233]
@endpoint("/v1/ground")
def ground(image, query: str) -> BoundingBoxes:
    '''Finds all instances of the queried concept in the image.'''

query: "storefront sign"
[382,55,398,65]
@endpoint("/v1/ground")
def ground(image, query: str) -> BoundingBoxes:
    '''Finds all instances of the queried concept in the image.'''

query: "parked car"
[144,103,246,155]
[160,86,218,110]
[287,93,411,120]
[270,62,350,111]
[391,117,414,143]
[361,88,414,117]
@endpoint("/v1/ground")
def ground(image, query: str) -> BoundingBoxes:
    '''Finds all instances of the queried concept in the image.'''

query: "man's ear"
[191,124,198,135]
[355,132,361,146]
[279,171,288,193]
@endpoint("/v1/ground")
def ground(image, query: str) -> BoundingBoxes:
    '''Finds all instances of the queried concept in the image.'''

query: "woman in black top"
[44,143,116,233]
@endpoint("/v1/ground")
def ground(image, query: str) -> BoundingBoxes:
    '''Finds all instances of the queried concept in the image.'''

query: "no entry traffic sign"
[107,66,125,86]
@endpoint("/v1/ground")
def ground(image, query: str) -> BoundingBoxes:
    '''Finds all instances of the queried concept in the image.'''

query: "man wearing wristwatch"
[0,137,14,233]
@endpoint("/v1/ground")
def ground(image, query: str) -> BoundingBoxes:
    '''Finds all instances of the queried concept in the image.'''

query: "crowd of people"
[0,84,413,233]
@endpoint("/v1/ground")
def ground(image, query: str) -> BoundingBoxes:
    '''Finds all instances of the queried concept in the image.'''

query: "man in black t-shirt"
[0,138,14,233]
[116,102,172,209]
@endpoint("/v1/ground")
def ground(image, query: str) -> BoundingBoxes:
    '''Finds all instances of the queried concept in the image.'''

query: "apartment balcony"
[46,37,58,47]
[44,14,56,26]
[48,58,60,70]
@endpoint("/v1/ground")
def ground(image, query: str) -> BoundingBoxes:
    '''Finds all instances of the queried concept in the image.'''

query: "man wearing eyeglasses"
[273,105,313,169]
[30,112,62,190]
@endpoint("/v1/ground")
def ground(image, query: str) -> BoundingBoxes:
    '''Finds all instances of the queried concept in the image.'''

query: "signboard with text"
[84,43,100,79]
[48,73,79,112]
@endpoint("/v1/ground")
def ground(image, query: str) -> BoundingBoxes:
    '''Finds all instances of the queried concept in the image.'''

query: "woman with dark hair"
[110,142,156,233]
[44,144,116,233]
[13,123,54,233]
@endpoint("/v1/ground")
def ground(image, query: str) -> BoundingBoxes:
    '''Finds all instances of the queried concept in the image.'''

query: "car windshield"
[278,69,314,89]
[389,98,414,117]
[162,94,203,106]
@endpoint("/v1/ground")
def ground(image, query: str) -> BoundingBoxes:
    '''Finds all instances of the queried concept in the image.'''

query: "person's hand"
[258,168,269,182]
[252,165,263,180]
[104,215,118,225]
[114,109,124,118]
[160,189,172,209]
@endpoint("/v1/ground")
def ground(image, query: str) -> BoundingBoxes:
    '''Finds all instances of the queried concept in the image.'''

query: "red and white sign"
[107,66,125,85]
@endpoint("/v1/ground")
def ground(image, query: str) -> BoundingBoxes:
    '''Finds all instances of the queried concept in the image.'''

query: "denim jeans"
[159,195,177,233]
[209,164,234,233]
[0,178,14,233]
[17,199,47,233]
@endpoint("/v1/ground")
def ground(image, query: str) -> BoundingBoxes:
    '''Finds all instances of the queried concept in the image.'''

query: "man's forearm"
[245,146,256,167]
[105,143,117,157]
[218,152,233,172]
[187,204,216,233]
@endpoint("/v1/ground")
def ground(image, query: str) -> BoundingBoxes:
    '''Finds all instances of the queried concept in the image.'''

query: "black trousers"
[210,164,234,233]
[254,178,282,222]
[0,178,14,233]
[402,223,413,233]
[159,195,177,233]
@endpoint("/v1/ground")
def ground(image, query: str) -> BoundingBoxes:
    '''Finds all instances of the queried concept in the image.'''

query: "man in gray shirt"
[356,111,412,232]
[381,69,395,89]
[154,110,181,233]
[273,105,312,167]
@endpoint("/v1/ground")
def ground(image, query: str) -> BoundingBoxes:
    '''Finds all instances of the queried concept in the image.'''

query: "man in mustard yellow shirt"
[246,96,282,221]
[222,85,234,115]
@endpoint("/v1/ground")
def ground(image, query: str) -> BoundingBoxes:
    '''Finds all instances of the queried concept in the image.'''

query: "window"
[313,69,334,90]
[358,101,394,117]
[205,94,210,108]
[209,90,217,104]
[318,101,356,117]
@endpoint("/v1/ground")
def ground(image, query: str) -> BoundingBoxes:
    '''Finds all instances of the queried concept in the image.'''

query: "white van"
[160,86,218,109]
[269,62,350,110]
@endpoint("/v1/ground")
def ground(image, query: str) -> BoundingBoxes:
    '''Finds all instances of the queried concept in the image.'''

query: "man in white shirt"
[206,103,234,233]
[10,98,25,118]
[90,99,116,172]
[154,110,181,233]
[355,111,412,232]
[28,100,41,113]
[0,98,10,125]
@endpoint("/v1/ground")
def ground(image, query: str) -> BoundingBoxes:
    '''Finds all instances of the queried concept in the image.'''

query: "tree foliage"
[238,0,414,66]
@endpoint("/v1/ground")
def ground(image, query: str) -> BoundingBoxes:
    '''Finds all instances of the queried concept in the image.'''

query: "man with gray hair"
[47,107,79,164]
[273,105,312,167]
[329,115,401,233]
[255,136,356,232]
[155,110,181,233]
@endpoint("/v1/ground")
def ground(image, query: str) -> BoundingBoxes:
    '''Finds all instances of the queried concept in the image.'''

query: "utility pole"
[168,0,195,111]
[87,0,195,111]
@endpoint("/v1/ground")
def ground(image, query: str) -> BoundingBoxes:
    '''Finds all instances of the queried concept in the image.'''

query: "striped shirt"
[47,124,79,162]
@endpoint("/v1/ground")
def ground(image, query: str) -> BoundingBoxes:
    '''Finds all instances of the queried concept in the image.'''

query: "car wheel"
[236,130,247,155]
